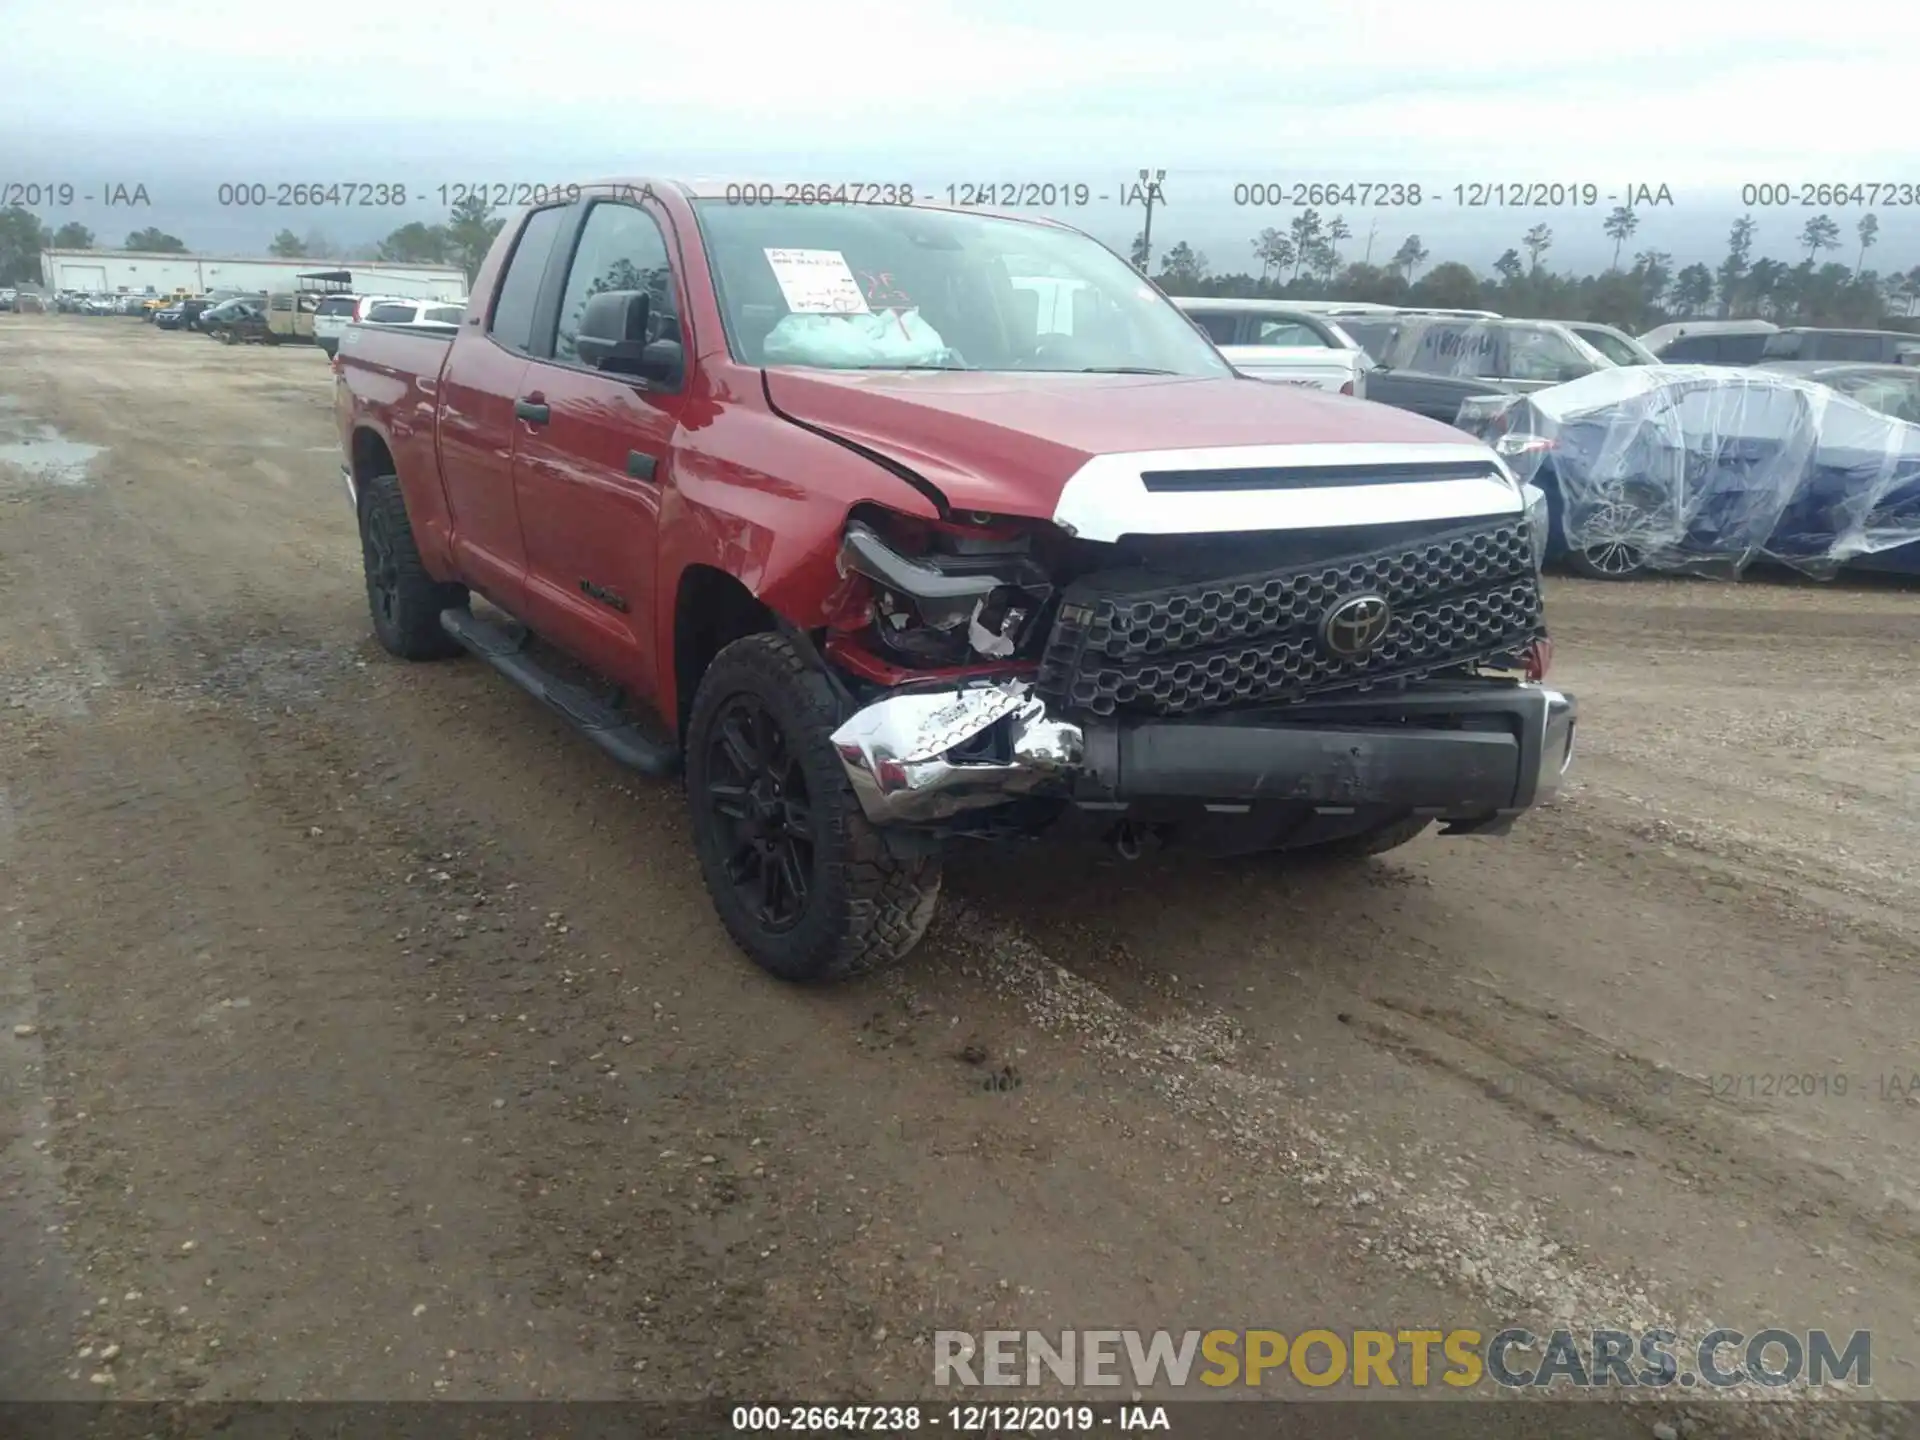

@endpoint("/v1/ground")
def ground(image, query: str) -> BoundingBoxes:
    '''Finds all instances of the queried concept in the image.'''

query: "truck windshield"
[690,201,1233,377]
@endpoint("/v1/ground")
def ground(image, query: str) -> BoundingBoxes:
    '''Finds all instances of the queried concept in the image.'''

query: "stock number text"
[1234,182,1422,207]
[730,1405,922,1430]
[218,182,409,208]
[1741,182,1920,207]
[724,182,916,205]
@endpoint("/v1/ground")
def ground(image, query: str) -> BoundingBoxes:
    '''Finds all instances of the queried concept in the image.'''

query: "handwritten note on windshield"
[764,249,871,315]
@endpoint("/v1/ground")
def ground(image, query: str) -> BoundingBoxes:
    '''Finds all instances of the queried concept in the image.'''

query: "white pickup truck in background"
[315,295,467,356]
[1173,297,1375,398]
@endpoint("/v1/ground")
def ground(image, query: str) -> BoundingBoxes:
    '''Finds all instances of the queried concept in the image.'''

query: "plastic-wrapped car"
[1457,366,1920,578]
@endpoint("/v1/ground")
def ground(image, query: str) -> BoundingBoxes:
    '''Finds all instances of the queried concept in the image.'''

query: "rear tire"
[358,472,468,661]
[685,633,942,983]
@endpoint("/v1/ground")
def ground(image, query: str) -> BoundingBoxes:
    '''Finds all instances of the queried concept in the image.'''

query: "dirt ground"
[2,317,1918,1437]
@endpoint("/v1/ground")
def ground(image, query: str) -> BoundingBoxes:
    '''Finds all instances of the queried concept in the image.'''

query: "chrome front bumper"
[831,680,1577,827]
[830,685,1084,825]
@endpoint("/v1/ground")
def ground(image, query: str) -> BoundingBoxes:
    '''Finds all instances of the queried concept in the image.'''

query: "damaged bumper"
[830,680,1576,829]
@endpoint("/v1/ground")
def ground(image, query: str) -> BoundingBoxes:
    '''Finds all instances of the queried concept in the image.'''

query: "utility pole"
[1138,167,1165,274]
[1363,217,1378,266]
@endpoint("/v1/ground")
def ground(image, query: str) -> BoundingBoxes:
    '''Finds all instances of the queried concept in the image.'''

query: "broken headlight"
[838,515,1055,668]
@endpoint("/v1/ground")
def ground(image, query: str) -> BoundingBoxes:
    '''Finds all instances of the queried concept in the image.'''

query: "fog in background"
[7,0,1920,272]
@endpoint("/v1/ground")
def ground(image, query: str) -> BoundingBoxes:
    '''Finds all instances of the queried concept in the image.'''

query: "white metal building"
[38,249,468,300]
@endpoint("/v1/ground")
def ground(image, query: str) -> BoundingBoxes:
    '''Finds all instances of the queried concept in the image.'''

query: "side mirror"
[576,290,683,386]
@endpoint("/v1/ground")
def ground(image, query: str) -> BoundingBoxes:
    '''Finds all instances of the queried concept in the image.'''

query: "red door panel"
[514,367,679,705]
[439,338,532,614]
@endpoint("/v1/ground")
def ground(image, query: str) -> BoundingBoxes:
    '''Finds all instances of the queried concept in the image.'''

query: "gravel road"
[2,318,1917,1437]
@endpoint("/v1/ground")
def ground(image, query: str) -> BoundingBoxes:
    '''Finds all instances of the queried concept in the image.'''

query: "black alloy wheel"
[702,693,815,931]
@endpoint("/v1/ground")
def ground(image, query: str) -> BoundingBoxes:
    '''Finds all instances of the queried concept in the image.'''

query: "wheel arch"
[670,564,780,740]
[349,427,396,517]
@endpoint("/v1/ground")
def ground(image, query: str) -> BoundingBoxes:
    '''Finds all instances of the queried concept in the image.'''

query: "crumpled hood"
[763,368,1489,518]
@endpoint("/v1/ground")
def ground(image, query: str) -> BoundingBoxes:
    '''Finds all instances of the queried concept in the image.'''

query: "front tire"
[358,472,468,660]
[685,633,942,983]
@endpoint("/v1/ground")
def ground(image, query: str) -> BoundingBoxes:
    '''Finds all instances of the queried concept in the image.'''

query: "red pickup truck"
[335,180,1575,983]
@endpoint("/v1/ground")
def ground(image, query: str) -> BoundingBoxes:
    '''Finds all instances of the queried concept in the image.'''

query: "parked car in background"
[200,297,266,340]
[1756,328,1920,366]
[1458,366,1920,579]
[1173,297,1373,396]
[1566,322,1660,367]
[313,295,390,356]
[1360,316,1615,424]
[360,297,467,330]
[206,292,325,345]
[152,298,211,331]
[83,295,120,316]
[1755,361,1920,423]
[0,287,17,312]
[1638,319,1778,364]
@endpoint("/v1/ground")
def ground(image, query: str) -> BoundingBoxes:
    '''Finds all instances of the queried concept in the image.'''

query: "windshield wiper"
[1075,365,1179,375]
[842,363,970,371]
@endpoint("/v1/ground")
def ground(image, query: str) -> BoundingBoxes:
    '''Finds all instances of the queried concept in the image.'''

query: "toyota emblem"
[1321,594,1392,660]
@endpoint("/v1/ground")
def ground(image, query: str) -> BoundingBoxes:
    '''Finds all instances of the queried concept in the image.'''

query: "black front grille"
[1036,517,1543,717]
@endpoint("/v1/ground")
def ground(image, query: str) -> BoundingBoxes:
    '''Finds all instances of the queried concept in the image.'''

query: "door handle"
[515,396,550,424]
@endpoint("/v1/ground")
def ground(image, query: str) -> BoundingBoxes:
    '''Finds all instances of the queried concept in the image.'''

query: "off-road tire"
[685,632,942,983]
[1291,815,1433,860]
[358,472,468,661]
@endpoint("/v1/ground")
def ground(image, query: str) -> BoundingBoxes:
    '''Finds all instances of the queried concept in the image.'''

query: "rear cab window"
[488,204,569,353]
[367,303,417,324]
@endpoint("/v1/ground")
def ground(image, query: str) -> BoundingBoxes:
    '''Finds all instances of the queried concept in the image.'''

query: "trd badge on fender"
[1321,593,1391,659]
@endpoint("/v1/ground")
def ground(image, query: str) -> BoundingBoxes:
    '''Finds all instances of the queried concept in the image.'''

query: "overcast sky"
[8,0,1919,273]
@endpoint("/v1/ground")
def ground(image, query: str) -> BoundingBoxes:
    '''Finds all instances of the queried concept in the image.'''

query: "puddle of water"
[0,422,104,488]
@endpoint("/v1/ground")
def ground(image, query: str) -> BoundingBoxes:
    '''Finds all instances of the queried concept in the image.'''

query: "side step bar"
[439,609,680,778]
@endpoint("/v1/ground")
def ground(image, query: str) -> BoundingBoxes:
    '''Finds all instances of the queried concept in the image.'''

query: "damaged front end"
[835,515,1055,667]
[820,465,1576,848]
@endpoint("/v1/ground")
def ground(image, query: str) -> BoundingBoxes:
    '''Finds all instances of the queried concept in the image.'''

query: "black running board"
[439,609,681,778]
